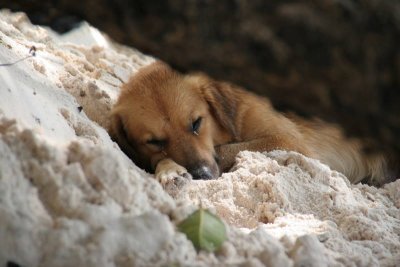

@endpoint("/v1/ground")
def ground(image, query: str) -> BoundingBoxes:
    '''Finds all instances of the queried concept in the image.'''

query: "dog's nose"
[190,165,214,180]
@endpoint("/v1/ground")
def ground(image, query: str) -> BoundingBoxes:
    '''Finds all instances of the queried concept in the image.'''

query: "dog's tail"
[294,116,396,185]
[361,152,394,186]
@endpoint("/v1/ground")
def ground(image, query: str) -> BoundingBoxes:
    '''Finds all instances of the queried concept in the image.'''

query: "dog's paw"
[155,158,192,187]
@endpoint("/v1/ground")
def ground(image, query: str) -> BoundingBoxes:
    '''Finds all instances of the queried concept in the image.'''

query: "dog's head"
[110,62,237,179]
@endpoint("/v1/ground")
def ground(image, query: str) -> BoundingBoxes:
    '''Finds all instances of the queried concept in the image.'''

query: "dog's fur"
[110,61,392,185]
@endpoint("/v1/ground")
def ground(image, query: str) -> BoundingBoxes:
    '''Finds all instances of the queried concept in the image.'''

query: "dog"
[110,61,392,186]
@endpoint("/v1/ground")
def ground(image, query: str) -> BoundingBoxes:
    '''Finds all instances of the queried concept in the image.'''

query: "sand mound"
[0,10,399,267]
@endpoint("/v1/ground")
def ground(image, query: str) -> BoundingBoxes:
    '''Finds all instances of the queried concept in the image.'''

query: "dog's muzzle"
[189,165,214,180]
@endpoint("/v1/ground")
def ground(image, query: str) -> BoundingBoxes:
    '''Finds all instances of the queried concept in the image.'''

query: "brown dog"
[110,61,391,185]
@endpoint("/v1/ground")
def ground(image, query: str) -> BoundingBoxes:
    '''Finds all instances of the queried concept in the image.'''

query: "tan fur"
[110,61,390,184]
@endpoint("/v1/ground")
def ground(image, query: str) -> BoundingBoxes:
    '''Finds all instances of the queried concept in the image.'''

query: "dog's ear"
[109,112,139,163]
[190,74,238,139]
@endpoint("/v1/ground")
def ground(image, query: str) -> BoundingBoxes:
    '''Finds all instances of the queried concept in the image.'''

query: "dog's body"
[111,62,391,185]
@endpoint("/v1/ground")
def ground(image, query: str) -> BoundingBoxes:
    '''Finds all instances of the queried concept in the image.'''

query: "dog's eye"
[146,139,166,148]
[192,117,202,135]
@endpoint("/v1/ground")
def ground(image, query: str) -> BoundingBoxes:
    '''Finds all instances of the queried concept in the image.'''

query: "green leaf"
[177,208,227,252]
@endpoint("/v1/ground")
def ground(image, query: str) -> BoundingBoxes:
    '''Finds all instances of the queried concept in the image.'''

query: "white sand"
[0,10,399,267]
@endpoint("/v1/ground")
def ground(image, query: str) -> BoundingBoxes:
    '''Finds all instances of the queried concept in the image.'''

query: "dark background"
[2,0,400,165]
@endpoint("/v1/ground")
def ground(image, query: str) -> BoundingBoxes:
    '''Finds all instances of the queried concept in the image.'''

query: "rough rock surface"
[0,11,399,267]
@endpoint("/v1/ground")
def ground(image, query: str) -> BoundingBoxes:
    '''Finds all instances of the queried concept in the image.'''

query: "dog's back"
[210,83,393,185]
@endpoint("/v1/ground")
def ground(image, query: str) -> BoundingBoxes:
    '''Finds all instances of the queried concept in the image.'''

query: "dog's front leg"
[215,136,311,172]
[155,158,192,187]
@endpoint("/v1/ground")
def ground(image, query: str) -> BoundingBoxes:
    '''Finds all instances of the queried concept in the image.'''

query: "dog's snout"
[190,165,214,180]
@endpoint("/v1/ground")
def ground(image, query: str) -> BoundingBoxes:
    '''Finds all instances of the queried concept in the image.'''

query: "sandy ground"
[0,10,399,267]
